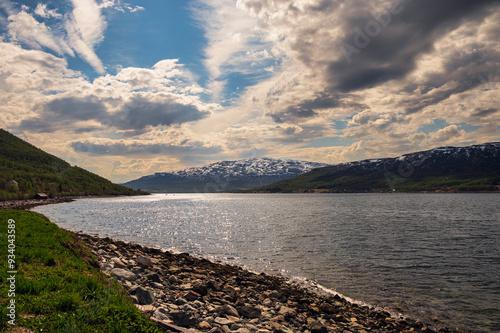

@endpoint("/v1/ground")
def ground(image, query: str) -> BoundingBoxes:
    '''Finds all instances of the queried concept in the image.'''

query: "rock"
[270,315,285,322]
[193,300,205,308]
[198,321,213,330]
[111,257,127,268]
[183,304,197,312]
[135,286,155,305]
[185,290,202,301]
[278,326,294,333]
[169,275,179,284]
[150,282,164,289]
[101,263,113,271]
[222,304,240,318]
[153,308,170,321]
[171,311,199,327]
[310,321,327,333]
[238,306,262,319]
[147,272,162,282]
[233,328,250,333]
[175,297,188,305]
[214,317,234,326]
[278,306,297,318]
[209,327,228,333]
[111,268,136,281]
[136,255,153,267]
[180,283,194,290]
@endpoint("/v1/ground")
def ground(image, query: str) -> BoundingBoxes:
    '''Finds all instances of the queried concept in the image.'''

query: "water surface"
[34,193,500,332]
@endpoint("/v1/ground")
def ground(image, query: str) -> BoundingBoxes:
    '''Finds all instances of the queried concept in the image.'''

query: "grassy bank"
[0,210,162,332]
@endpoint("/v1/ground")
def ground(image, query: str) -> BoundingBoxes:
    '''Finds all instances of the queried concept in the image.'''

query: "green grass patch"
[0,210,162,332]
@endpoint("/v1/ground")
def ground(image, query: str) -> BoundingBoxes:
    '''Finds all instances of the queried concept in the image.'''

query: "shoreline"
[14,196,463,332]
[76,231,458,333]
[0,194,145,211]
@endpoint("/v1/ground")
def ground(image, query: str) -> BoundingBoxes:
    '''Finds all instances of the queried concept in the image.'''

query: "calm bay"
[33,193,500,332]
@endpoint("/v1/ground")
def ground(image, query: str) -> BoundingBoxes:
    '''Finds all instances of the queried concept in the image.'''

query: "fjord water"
[34,193,500,332]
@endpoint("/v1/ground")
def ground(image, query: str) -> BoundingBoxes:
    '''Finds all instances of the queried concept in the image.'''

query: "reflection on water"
[34,193,500,332]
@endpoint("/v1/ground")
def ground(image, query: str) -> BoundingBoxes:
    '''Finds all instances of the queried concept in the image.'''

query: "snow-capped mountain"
[123,158,330,193]
[255,142,500,193]
[333,142,500,174]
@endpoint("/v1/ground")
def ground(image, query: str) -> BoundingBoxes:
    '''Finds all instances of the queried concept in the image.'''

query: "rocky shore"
[78,233,458,333]
[0,196,75,210]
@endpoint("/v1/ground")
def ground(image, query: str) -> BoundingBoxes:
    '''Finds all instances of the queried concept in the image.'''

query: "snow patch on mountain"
[150,157,330,179]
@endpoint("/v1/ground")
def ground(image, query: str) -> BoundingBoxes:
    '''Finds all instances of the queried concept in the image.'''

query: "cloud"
[65,0,106,73]
[1,0,108,73]
[232,0,499,126]
[19,96,107,132]
[20,95,210,133]
[7,11,71,55]
[112,96,210,131]
[328,0,498,92]
[70,138,222,156]
[34,3,63,19]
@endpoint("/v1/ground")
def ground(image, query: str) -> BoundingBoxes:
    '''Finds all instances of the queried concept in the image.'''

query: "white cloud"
[2,0,109,74]
[7,11,71,55]
[65,0,107,73]
[34,3,63,19]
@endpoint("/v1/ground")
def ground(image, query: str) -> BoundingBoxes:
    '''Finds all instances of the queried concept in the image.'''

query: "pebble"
[78,233,454,333]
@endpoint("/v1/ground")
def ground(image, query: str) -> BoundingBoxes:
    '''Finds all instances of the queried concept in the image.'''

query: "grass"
[0,210,162,332]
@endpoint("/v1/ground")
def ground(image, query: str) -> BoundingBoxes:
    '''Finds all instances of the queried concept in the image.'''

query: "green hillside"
[250,143,500,193]
[0,129,147,200]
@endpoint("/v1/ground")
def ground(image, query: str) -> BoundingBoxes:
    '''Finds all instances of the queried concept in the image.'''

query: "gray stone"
[136,255,153,267]
[185,290,202,301]
[150,282,164,289]
[278,306,297,318]
[214,317,234,326]
[237,305,261,319]
[310,321,327,333]
[171,311,198,327]
[223,304,240,318]
[111,268,136,281]
[101,263,113,271]
[183,304,197,312]
[153,309,170,321]
[147,272,162,282]
[136,286,155,305]
[175,297,188,305]
[111,257,127,268]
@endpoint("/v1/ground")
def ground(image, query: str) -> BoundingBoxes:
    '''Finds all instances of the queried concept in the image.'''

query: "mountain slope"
[0,129,147,200]
[251,142,500,193]
[123,158,330,193]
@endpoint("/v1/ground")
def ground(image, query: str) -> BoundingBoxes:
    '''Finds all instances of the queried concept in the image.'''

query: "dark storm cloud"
[20,95,210,133]
[269,92,368,124]
[112,97,209,131]
[70,140,222,156]
[331,0,498,93]
[472,108,498,117]
[20,96,107,132]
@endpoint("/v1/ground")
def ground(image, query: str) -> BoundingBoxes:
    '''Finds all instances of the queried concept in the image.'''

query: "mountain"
[251,142,500,193]
[0,129,147,200]
[122,158,330,193]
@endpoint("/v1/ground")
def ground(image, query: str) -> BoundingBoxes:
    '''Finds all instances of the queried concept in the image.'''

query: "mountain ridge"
[123,157,330,193]
[250,142,500,193]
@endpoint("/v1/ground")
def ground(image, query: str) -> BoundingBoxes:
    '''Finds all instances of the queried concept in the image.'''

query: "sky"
[0,0,499,183]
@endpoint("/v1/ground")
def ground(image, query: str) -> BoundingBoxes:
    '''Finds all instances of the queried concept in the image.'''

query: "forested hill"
[0,129,147,200]
[250,142,500,193]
